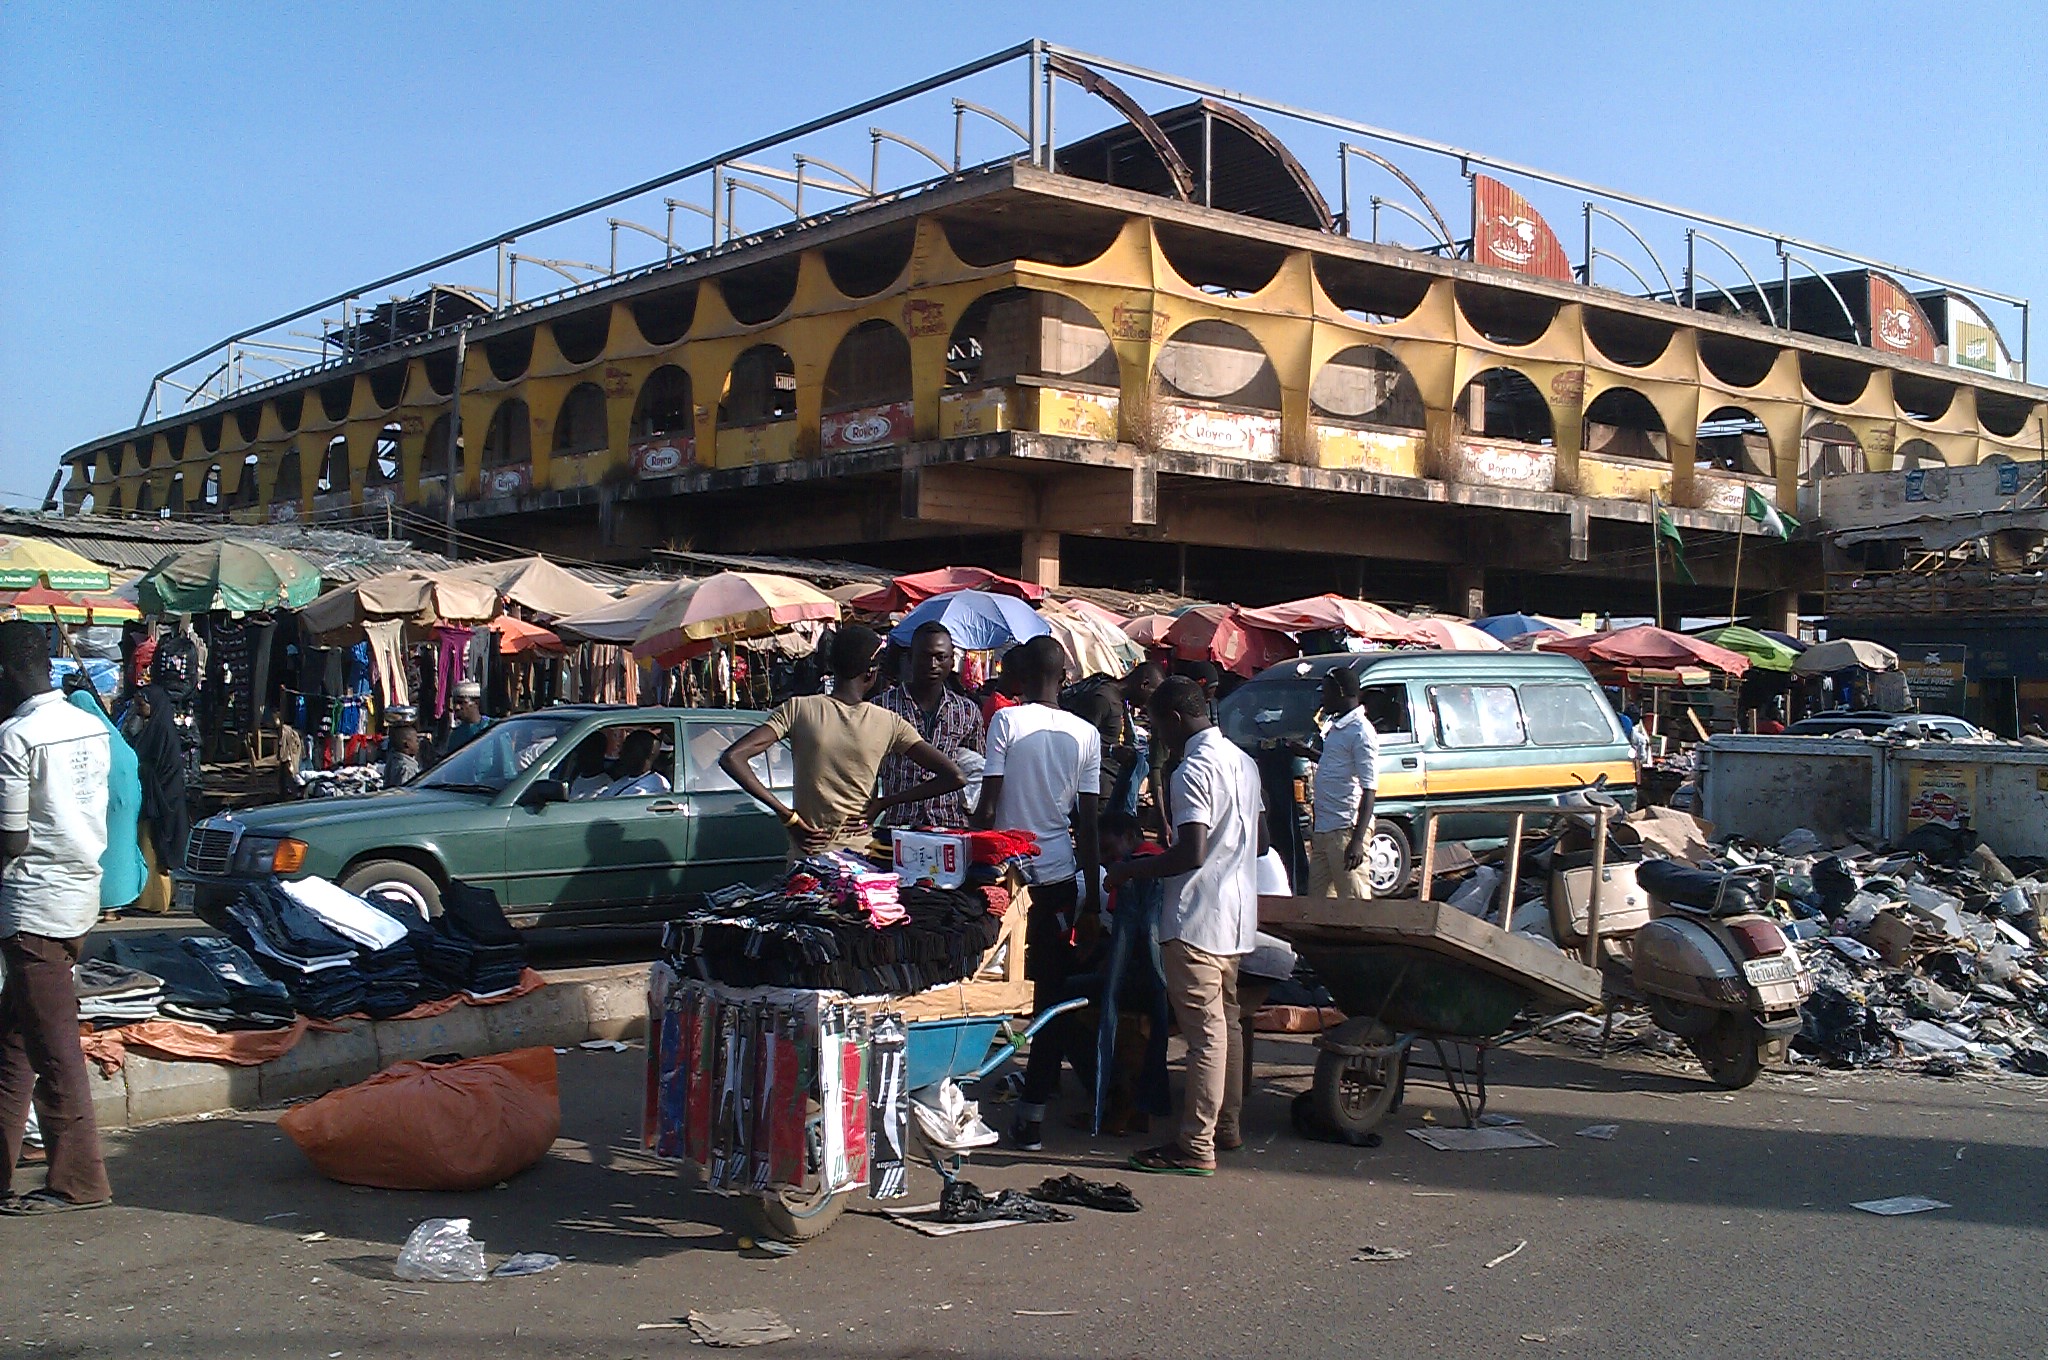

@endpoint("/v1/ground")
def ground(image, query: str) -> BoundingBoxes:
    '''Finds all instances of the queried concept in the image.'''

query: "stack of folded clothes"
[102,935,296,1029]
[280,878,424,1018]
[225,882,365,1019]
[421,882,528,997]
[73,959,164,1026]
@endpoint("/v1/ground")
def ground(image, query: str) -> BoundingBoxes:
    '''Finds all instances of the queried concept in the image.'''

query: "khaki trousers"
[1307,828,1372,899]
[1161,939,1242,1163]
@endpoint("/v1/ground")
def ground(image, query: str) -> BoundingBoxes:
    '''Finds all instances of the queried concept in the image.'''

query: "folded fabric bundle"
[104,936,235,1011]
[157,1000,296,1031]
[660,882,1003,994]
[356,942,426,1019]
[413,882,528,997]
[281,877,411,951]
[227,884,358,974]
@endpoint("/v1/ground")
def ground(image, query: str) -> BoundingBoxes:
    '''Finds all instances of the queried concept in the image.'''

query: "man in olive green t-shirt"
[721,626,965,857]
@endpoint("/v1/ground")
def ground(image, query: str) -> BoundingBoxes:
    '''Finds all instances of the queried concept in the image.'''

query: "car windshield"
[415,714,583,795]
[1218,680,1324,746]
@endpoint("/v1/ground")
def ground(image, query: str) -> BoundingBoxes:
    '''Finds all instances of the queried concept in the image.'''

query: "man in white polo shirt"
[1305,666,1378,899]
[1108,676,1264,1176]
[0,620,114,1214]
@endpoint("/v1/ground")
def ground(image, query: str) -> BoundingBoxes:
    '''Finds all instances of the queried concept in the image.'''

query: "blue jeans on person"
[1116,743,1149,818]
[1087,876,1173,1132]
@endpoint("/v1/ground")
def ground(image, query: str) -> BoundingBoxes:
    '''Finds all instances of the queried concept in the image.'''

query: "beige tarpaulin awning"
[553,578,698,645]
[298,570,500,642]
[434,556,612,621]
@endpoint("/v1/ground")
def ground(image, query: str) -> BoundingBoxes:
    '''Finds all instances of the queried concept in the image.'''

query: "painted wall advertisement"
[1897,644,1968,715]
[1903,763,1978,831]
[1866,272,1936,362]
[629,436,695,478]
[1470,175,1573,283]
[820,400,913,453]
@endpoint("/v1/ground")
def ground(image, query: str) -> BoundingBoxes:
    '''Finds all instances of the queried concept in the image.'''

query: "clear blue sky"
[3,0,2042,506]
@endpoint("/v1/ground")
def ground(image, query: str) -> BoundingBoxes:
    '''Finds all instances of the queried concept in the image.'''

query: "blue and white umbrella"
[888,590,1050,652]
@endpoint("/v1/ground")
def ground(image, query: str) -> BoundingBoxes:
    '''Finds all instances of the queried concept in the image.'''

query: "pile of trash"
[1716,825,2047,1077]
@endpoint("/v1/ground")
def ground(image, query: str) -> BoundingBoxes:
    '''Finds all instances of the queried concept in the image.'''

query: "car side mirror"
[520,778,570,807]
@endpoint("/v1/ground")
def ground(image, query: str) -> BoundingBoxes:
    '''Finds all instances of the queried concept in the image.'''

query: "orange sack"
[279,1047,561,1191]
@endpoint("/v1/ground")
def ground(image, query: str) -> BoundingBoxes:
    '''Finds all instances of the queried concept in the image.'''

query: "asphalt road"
[4,1037,2044,1360]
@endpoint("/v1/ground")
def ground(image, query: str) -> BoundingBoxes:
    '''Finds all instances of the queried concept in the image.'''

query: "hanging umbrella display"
[1122,614,1178,647]
[1474,612,1590,642]
[489,616,566,655]
[1163,606,1298,678]
[1037,599,1144,679]
[0,536,112,592]
[1399,617,1509,652]
[1540,624,1752,676]
[1239,594,1412,641]
[849,567,1045,613]
[633,571,840,659]
[1695,626,1799,672]
[888,590,1050,652]
[554,578,698,645]
[1791,638,1899,675]
[137,539,321,614]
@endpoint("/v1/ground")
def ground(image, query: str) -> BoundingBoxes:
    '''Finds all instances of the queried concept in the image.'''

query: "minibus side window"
[1520,682,1618,746]
[1430,683,1527,749]
[1361,683,1413,742]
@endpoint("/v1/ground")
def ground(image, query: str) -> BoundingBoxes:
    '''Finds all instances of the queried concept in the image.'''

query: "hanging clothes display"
[362,620,411,708]
[432,626,472,718]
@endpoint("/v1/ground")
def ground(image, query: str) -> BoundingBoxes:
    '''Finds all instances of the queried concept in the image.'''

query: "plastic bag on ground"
[491,1252,561,1278]
[395,1217,488,1282]
[910,1079,997,1152]
[279,1047,560,1191]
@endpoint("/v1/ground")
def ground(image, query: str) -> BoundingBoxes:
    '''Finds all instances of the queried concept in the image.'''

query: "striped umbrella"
[0,584,141,625]
[0,537,111,592]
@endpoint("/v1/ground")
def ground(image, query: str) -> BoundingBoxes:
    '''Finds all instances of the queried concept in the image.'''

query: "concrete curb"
[96,963,651,1130]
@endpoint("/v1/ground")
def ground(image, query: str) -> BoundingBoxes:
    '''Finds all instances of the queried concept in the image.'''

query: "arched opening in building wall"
[275,391,304,433]
[232,404,263,443]
[823,321,912,413]
[551,311,611,366]
[482,399,533,469]
[1455,368,1553,444]
[132,439,153,470]
[275,447,303,504]
[77,492,94,516]
[1154,321,1280,410]
[937,207,1126,270]
[1799,420,1864,483]
[366,364,406,408]
[1698,333,1781,389]
[1312,256,1433,325]
[485,331,534,383]
[1896,438,1948,471]
[373,423,402,484]
[822,225,916,299]
[319,436,350,495]
[944,288,1118,391]
[630,284,696,346]
[632,366,694,438]
[1310,347,1424,428]
[168,473,186,512]
[318,376,355,422]
[135,482,156,516]
[1582,388,1669,462]
[1799,352,1870,406]
[719,346,797,427]
[1584,310,1676,368]
[1155,222,1287,296]
[234,454,262,507]
[1456,282,1561,347]
[1892,373,1956,423]
[718,256,801,326]
[422,416,460,484]
[1698,406,1771,476]
[198,414,224,453]
[1977,392,2034,439]
[423,350,457,397]
[553,383,610,455]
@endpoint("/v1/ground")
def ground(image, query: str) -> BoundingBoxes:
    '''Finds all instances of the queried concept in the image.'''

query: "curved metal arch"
[1045,53,1196,201]
[952,99,1030,170]
[1369,196,1454,250]
[1779,249,1863,345]
[1340,143,1454,246]
[1688,268,1752,321]
[868,126,953,180]
[1688,229,1776,327]
[1589,248,1658,302]
[1586,205,1677,301]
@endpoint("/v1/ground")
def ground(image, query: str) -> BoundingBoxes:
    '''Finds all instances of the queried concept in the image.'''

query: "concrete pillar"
[1448,563,1485,619]
[1021,530,1062,589]
[1764,588,1799,637]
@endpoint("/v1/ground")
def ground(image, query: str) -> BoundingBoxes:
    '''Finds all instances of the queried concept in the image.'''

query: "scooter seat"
[1636,858,1767,917]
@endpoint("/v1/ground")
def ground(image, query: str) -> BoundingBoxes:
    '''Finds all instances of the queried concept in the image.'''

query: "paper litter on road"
[1353,1245,1413,1263]
[1483,1239,1529,1268]
[1575,1124,1620,1140]
[878,1202,1034,1237]
[1408,1127,1556,1151]
[1851,1195,1951,1216]
[577,1039,630,1052]
[1476,1113,1524,1127]
[685,1308,796,1347]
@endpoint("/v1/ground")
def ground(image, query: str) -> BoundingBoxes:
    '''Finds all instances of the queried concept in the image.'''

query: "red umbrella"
[1163,606,1298,678]
[489,615,565,656]
[1398,617,1507,652]
[1539,624,1752,676]
[849,567,1045,614]
[1238,593,1411,641]
[1122,614,1178,647]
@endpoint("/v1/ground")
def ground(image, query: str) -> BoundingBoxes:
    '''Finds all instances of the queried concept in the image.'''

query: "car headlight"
[234,836,309,875]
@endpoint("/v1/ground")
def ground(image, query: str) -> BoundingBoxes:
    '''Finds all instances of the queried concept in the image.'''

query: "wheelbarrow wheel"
[748,1182,848,1243]
[1313,1019,1403,1138]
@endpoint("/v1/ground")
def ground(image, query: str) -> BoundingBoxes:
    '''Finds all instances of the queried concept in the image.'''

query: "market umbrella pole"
[1729,513,1745,625]
[1652,513,1664,631]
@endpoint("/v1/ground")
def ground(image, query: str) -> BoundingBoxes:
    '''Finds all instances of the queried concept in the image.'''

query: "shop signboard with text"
[1898,644,1968,715]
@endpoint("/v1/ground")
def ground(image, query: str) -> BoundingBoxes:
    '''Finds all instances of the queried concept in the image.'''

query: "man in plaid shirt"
[873,623,985,829]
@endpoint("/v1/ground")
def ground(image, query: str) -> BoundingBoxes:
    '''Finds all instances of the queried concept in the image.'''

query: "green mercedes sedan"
[174,706,793,928]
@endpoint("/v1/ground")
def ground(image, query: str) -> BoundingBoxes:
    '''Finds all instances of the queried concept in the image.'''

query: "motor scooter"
[1536,783,1812,1090]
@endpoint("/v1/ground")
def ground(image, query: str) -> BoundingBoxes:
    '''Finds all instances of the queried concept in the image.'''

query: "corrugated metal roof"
[0,510,455,583]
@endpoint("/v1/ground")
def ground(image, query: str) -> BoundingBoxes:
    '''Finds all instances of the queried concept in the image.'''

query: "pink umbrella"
[849,567,1045,614]
[1539,624,1752,676]
[1238,594,1411,641]
[1163,606,1299,678]
[1059,597,1131,630]
[1399,617,1507,652]
[1122,614,1178,647]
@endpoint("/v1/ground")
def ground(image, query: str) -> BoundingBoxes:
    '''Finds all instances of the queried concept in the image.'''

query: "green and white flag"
[1651,493,1695,584]
[1743,486,1798,540]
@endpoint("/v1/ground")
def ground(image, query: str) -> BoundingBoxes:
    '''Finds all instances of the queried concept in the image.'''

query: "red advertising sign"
[820,400,913,453]
[629,436,695,478]
[1471,174,1574,283]
[1867,272,1935,361]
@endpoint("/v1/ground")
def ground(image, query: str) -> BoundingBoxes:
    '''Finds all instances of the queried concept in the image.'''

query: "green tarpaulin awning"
[1695,625,1799,673]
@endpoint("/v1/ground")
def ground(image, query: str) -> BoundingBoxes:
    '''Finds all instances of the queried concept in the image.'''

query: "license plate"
[1742,954,1798,987]
[173,880,196,914]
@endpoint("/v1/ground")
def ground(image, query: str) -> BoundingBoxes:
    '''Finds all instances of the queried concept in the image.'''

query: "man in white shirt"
[597,729,671,799]
[0,621,114,1214]
[974,636,1101,1150]
[1107,676,1264,1176]
[1304,667,1378,899]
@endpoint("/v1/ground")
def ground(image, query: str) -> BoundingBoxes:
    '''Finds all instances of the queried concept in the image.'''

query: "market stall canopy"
[1037,599,1145,679]
[888,590,1050,652]
[1791,638,1899,675]
[1695,626,1799,673]
[1760,629,1809,653]
[1239,594,1411,641]
[849,566,1045,614]
[436,556,612,621]
[489,615,566,656]
[1122,614,1178,647]
[1539,624,1752,677]
[0,535,112,591]
[1474,612,1591,642]
[1164,606,1297,678]
[827,582,878,605]
[0,584,140,625]
[136,540,320,614]
[553,578,697,645]
[1057,597,1131,630]
[633,571,839,659]
[1400,617,1509,652]
[296,570,499,641]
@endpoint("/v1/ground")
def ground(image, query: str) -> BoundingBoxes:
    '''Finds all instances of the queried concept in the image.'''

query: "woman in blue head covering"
[63,678,148,913]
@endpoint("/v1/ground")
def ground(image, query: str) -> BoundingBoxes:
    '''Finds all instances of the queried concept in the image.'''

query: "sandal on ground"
[1127,1144,1216,1176]
[1216,1132,1245,1152]
[0,1189,112,1216]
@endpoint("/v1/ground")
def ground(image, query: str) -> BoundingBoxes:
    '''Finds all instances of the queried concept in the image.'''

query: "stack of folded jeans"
[421,882,528,997]
[225,883,365,1019]
[282,878,423,1018]
[105,934,297,1029]
[73,959,164,1025]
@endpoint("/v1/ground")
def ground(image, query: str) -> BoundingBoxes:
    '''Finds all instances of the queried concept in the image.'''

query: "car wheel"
[339,858,443,920]
[1365,820,1412,897]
